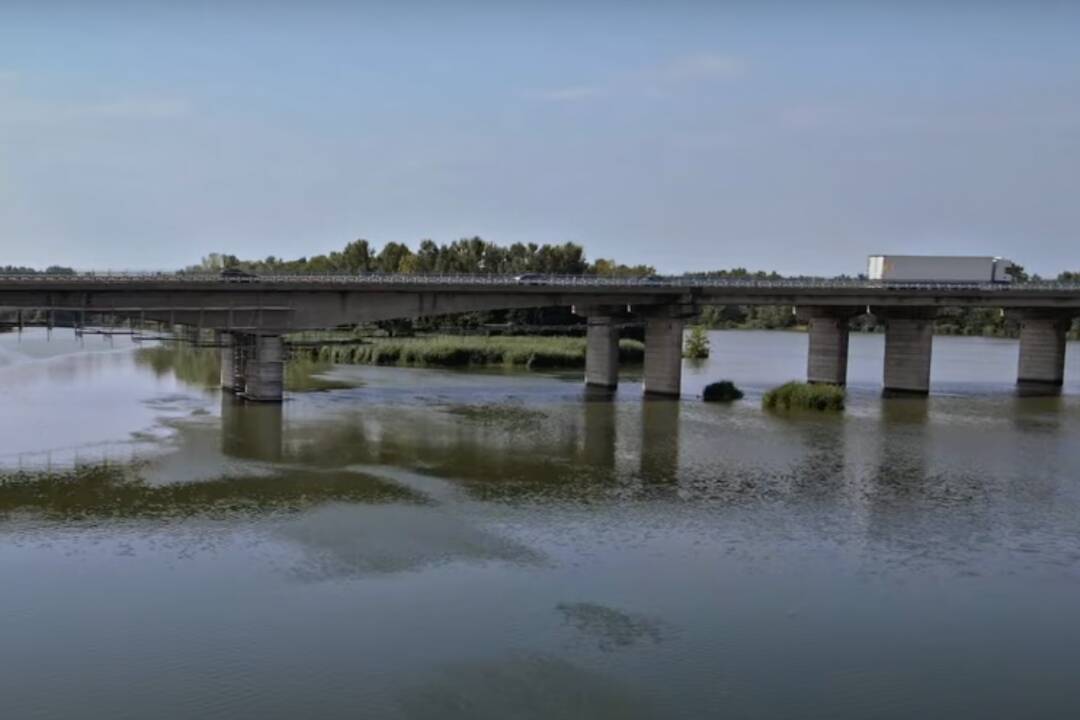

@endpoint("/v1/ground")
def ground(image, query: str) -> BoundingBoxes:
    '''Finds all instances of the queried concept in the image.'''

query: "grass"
[306,335,645,369]
[762,381,845,411]
[702,380,744,402]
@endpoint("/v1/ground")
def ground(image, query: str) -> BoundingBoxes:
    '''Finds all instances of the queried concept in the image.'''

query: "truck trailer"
[867,255,1015,283]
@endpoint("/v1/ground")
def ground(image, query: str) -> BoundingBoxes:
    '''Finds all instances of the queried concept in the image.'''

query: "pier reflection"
[221,394,283,462]
[581,388,618,473]
[639,398,680,485]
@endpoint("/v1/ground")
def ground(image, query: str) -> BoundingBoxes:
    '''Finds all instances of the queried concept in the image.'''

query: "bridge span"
[2,273,1079,401]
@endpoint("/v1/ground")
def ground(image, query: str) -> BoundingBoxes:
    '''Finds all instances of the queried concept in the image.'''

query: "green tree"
[683,325,710,359]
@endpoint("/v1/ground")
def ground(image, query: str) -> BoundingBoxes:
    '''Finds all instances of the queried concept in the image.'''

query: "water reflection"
[875,397,931,497]
[277,503,540,581]
[581,390,617,473]
[639,398,680,486]
[1010,393,1065,433]
[221,394,283,462]
[789,415,847,500]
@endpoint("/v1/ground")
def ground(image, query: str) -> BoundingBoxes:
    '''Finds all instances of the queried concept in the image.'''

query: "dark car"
[514,273,545,285]
[220,267,257,282]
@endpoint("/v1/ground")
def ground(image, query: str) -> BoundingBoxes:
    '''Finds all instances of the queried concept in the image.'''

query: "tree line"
[187,238,655,278]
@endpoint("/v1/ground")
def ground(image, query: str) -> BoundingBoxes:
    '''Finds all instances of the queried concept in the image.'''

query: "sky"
[1,1,1078,276]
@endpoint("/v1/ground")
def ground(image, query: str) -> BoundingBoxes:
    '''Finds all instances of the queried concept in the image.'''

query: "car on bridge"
[220,267,258,282]
[514,273,546,285]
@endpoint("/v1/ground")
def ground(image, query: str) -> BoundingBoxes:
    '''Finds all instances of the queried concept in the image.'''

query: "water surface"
[1,328,1079,719]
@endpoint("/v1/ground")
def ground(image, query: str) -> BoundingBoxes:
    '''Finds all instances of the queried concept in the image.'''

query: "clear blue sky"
[2,1,1078,275]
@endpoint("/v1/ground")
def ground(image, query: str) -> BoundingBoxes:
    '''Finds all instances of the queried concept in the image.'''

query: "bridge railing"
[1,271,1079,292]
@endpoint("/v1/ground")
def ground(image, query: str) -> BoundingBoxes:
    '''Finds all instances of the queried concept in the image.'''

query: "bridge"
[2,272,1079,401]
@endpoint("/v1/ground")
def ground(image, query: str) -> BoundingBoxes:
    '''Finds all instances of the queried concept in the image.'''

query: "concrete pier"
[584,316,620,389]
[574,305,625,390]
[243,335,284,402]
[643,316,685,397]
[880,310,935,394]
[799,307,860,386]
[218,331,238,391]
[1017,312,1072,386]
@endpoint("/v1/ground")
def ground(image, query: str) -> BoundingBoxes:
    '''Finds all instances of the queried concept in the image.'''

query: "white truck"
[867,255,1016,283]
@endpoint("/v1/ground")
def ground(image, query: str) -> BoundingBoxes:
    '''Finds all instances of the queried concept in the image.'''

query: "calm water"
[2,328,1079,719]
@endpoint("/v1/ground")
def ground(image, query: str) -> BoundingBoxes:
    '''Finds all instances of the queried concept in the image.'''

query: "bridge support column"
[574,304,627,390]
[218,331,239,392]
[878,309,935,395]
[586,317,620,389]
[642,315,686,397]
[798,306,861,386]
[242,334,285,402]
[1015,311,1072,387]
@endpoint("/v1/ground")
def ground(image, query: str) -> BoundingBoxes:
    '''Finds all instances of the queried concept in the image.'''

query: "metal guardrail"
[1,272,1079,293]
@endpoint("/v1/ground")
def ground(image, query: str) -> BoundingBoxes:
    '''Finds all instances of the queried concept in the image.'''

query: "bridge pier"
[218,331,239,391]
[243,334,285,402]
[220,332,284,402]
[642,311,690,397]
[878,309,935,395]
[798,306,861,386]
[585,317,620,389]
[1016,311,1073,387]
[574,305,624,389]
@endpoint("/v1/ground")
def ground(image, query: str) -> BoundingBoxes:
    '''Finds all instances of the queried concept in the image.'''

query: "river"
[1,328,1079,719]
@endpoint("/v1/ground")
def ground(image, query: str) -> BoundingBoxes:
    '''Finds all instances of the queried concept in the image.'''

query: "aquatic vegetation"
[762,381,845,411]
[0,462,419,520]
[441,403,547,428]
[702,380,743,402]
[556,602,664,652]
[307,335,645,369]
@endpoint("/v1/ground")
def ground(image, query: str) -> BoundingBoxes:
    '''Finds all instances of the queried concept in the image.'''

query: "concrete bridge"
[2,272,1079,401]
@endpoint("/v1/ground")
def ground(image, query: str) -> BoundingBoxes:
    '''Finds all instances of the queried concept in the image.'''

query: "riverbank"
[296,335,645,369]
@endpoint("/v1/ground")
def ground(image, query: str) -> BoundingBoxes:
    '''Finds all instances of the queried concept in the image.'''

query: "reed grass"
[309,335,645,369]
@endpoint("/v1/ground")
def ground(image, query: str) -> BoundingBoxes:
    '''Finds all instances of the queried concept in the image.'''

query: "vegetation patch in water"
[702,380,743,402]
[311,335,644,369]
[0,463,420,520]
[441,403,547,428]
[762,381,844,411]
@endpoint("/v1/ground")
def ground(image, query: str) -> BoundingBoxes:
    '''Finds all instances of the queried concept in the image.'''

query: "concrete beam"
[797,306,863,386]
[1014,311,1073,387]
[876,309,935,395]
